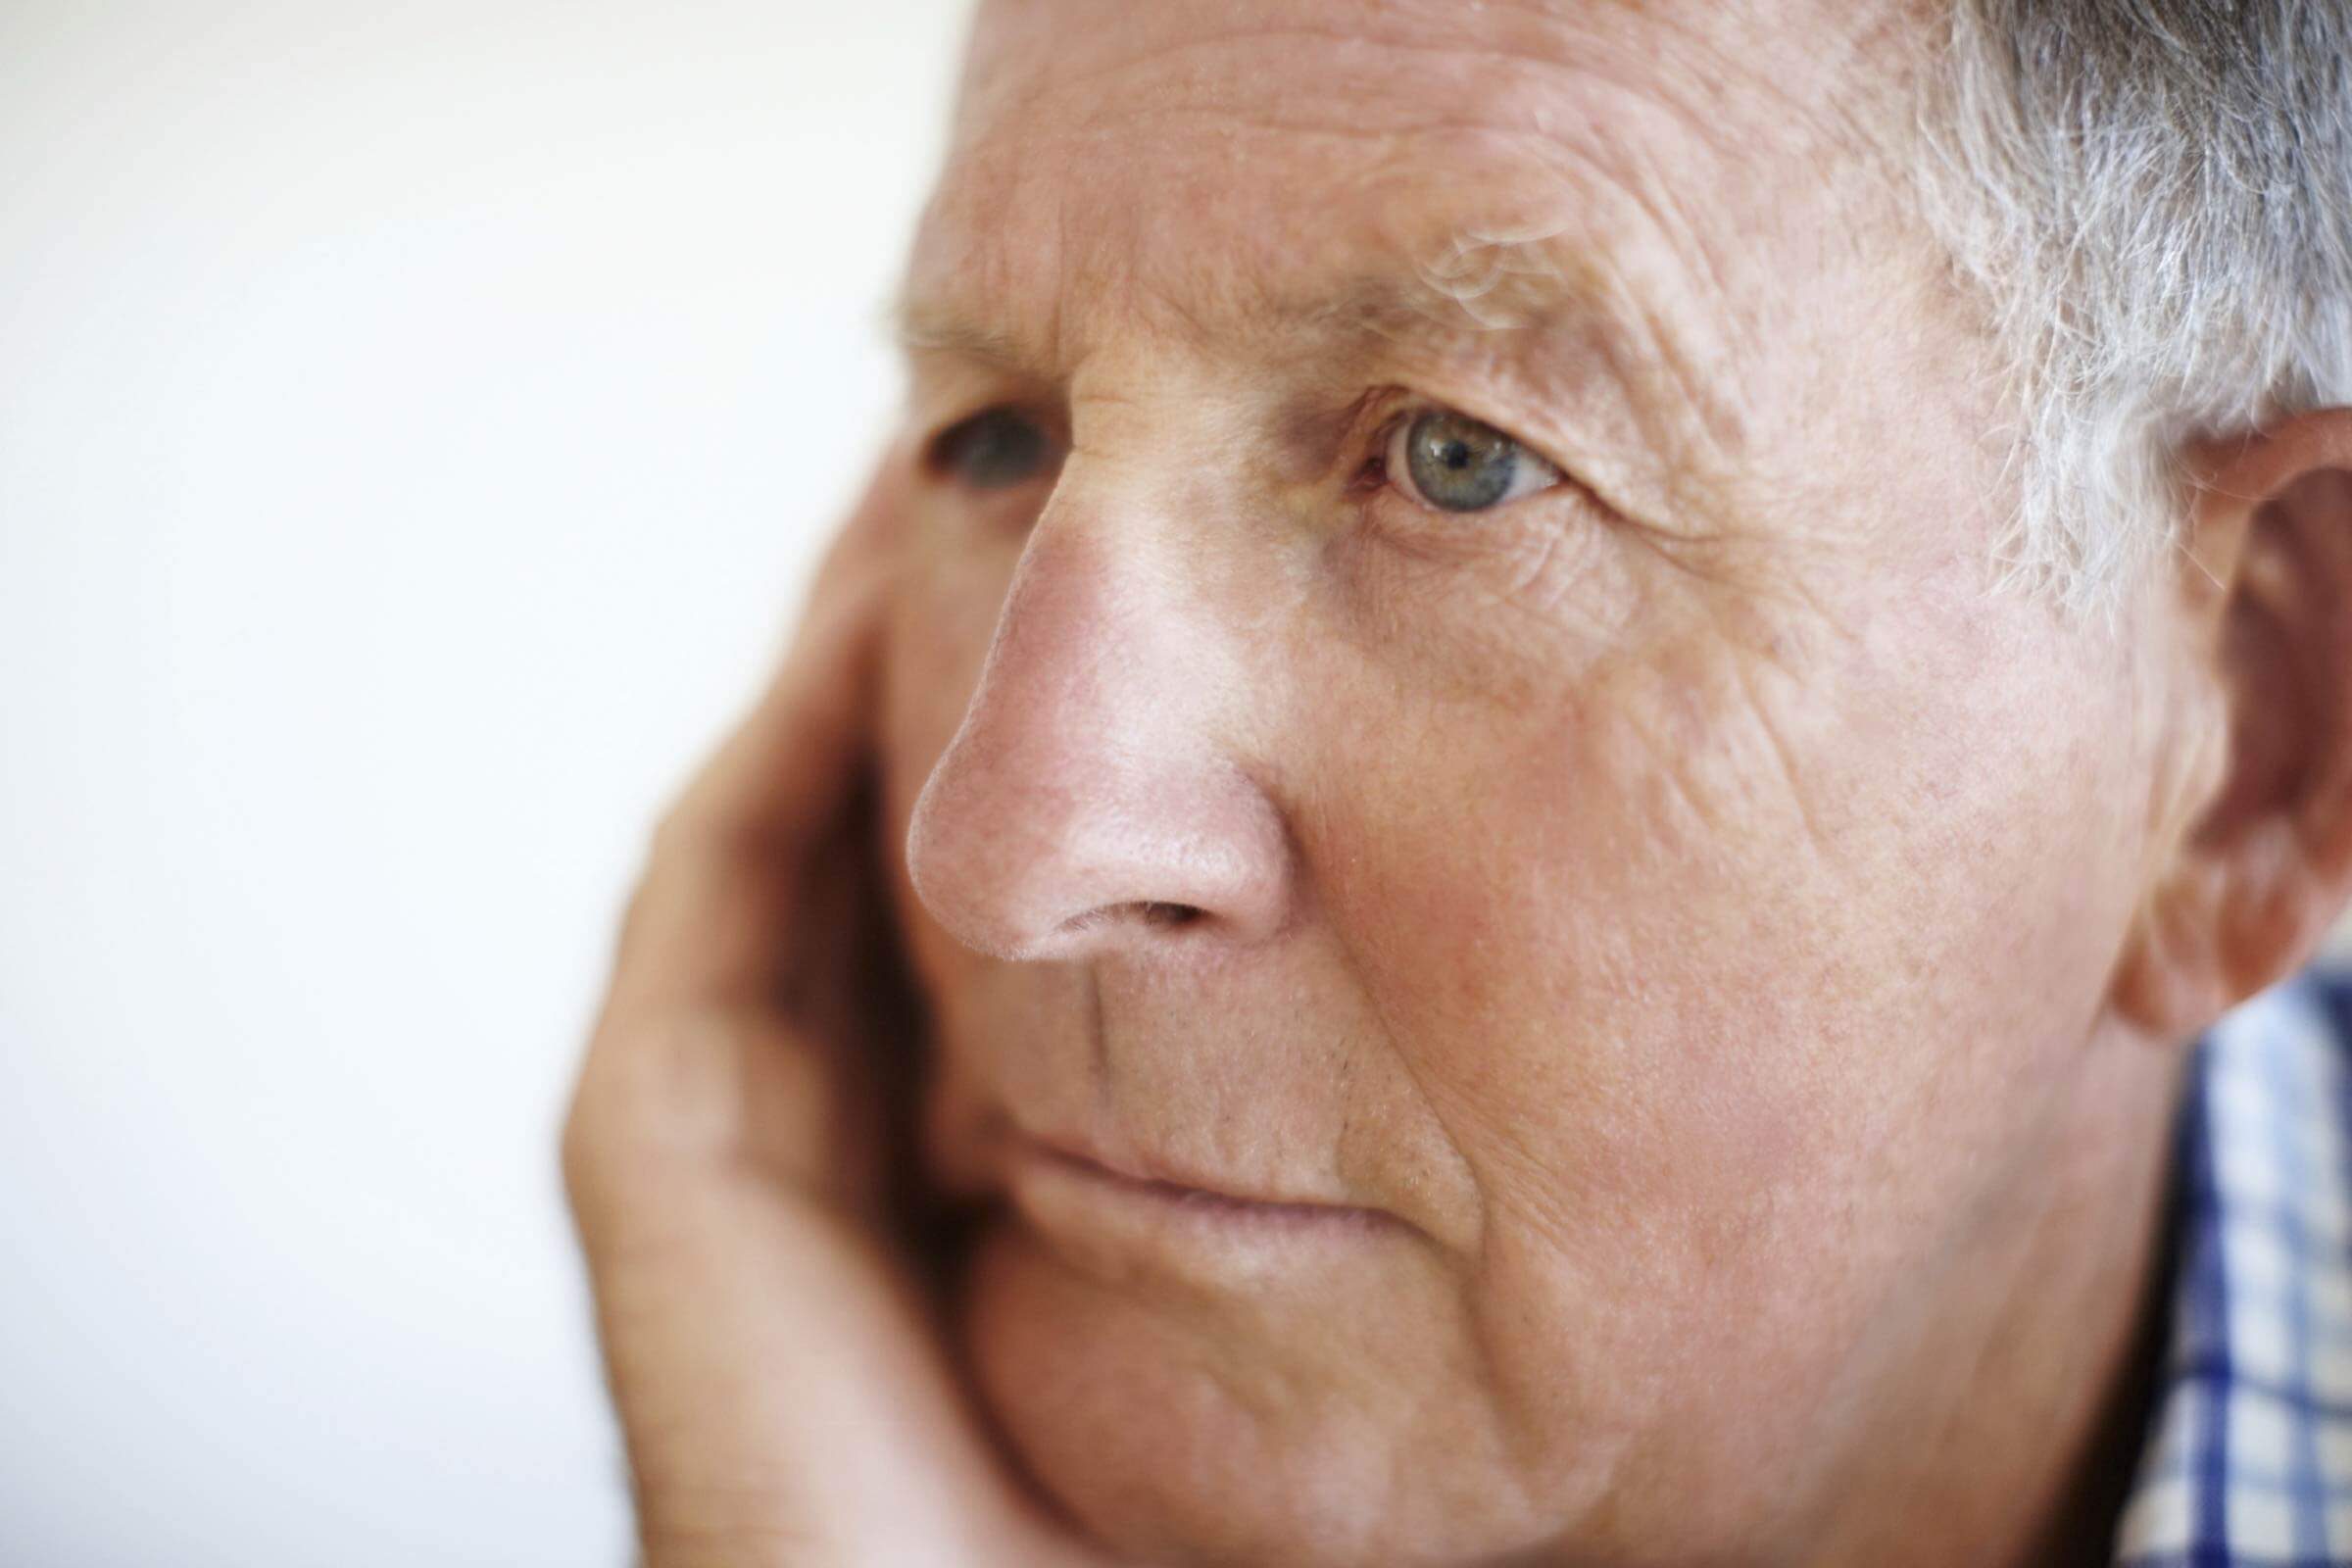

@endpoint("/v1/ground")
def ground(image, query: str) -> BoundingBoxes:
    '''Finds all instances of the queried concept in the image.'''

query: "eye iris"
[939,408,1049,490]
[1404,411,1519,512]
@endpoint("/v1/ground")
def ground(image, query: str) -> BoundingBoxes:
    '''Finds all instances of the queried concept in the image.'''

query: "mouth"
[997,1131,1401,1288]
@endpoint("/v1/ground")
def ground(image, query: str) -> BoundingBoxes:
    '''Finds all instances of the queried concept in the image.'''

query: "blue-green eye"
[1387,409,1561,514]
[931,407,1056,490]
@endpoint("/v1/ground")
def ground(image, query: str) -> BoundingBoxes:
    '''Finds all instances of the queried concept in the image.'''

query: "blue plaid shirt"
[2116,958,2352,1565]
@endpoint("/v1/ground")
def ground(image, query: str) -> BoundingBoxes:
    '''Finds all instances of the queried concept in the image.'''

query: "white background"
[0,3,966,1562]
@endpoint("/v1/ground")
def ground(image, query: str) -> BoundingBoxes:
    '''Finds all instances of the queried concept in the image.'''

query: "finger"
[610,458,911,1016]
[666,449,916,842]
[608,585,882,1018]
[576,1090,1091,1568]
[564,454,1103,1568]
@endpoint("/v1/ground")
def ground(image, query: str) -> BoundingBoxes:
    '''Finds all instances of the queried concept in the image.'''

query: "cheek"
[881,535,1013,784]
[1300,601,2148,1499]
[1323,586,2139,1166]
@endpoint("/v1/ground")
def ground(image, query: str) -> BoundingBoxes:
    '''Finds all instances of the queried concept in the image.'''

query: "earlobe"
[2112,862,2230,1044]
[2111,410,2352,1044]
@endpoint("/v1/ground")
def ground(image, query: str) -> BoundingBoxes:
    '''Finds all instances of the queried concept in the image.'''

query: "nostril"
[1054,901,1205,943]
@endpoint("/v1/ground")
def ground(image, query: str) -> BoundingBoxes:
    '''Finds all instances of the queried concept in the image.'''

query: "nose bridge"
[990,490,1164,750]
[905,472,1290,963]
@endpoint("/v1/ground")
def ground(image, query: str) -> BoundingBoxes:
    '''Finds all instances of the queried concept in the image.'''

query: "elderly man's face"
[874,1,2180,1561]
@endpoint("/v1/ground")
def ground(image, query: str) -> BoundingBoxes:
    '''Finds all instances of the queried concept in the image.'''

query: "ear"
[2111,408,2352,1042]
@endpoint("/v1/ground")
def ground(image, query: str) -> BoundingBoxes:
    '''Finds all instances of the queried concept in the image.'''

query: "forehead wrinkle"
[903,95,1775,501]
[921,19,1811,466]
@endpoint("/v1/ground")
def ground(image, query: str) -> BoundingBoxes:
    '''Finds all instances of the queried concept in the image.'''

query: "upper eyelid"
[920,394,1065,443]
[1375,396,1560,465]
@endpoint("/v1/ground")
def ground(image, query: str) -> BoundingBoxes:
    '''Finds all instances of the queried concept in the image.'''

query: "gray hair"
[1915,0,2352,612]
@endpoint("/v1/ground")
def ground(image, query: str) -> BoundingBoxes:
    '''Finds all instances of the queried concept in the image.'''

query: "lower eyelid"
[1354,494,1601,612]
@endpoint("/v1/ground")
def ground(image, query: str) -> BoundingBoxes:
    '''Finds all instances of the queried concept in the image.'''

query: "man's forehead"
[949,0,1909,153]
[901,0,1931,497]
[921,1,1910,320]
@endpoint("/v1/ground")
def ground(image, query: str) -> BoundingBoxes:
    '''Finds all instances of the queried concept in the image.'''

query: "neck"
[2013,1142,2180,1568]
[1804,1025,2190,1568]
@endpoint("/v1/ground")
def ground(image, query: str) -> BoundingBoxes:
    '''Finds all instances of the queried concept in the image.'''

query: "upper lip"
[1015,1126,1380,1217]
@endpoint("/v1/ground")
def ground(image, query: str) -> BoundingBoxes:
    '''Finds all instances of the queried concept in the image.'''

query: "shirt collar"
[2116,962,2352,1565]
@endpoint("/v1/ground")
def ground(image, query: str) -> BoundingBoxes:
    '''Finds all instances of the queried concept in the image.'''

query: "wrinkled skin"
[567,2,2352,1565]
[868,3,2220,1564]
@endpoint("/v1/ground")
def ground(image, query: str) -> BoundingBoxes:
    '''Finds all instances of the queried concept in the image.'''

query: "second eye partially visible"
[928,407,1061,491]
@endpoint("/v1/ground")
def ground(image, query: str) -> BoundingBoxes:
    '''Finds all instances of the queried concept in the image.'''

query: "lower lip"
[999,1140,1396,1286]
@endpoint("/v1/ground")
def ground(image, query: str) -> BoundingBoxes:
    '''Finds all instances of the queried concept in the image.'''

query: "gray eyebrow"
[1309,220,1602,337]
[894,228,1614,372]
[890,297,1031,368]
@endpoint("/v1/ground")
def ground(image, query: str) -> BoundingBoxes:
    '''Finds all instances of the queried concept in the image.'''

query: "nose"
[905,503,1292,964]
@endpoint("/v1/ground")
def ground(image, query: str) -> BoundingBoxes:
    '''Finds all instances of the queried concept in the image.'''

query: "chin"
[957,1217,1550,1568]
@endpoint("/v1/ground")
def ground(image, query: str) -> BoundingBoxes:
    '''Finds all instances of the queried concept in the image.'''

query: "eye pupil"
[1405,412,1518,512]
[934,407,1052,490]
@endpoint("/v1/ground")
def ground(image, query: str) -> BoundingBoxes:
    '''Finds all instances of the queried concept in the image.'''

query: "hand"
[563,459,1114,1568]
